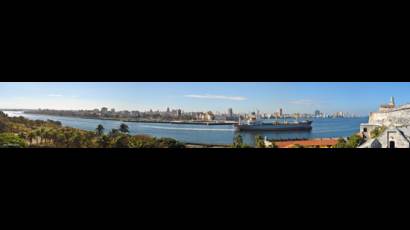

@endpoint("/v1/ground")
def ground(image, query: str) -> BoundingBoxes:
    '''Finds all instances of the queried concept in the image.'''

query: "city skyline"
[1,82,410,116]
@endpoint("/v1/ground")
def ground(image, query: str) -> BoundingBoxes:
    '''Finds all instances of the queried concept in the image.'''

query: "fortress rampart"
[369,106,410,127]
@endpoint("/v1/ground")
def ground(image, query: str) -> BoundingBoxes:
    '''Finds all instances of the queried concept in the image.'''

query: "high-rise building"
[314,110,321,117]
[167,107,170,113]
[101,107,108,114]
[228,108,233,118]
[177,109,182,117]
[279,108,283,117]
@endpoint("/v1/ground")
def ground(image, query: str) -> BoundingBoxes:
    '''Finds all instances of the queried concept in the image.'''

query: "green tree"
[233,134,244,148]
[69,134,84,148]
[347,134,364,148]
[96,124,105,136]
[34,129,42,144]
[55,133,66,147]
[255,135,266,148]
[98,135,112,148]
[119,123,129,133]
[334,135,364,148]
[334,138,348,148]
[28,132,36,145]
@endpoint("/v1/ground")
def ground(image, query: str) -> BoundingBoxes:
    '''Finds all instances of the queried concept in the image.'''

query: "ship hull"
[234,121,312,131]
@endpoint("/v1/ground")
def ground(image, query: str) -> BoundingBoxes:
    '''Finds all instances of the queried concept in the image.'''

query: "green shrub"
[0,133,27,148]
[370,126,386,139]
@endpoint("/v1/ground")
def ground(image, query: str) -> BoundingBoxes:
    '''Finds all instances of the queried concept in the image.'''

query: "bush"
[0,133,27,148]
[347,134,364,148]
[370,126,386,139]
[156,138,185,148]
[334,135,364,148]
[114,135,130,148]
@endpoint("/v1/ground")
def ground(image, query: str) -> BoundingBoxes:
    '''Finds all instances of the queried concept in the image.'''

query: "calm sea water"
[4,111,368,146]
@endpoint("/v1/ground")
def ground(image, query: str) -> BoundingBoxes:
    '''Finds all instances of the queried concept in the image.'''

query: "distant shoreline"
[21,111,238,126]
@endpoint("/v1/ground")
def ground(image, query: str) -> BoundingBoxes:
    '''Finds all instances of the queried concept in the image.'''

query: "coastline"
[23,112,238,125]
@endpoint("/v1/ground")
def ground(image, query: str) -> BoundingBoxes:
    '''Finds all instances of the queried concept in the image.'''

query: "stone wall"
[368,108,410,127]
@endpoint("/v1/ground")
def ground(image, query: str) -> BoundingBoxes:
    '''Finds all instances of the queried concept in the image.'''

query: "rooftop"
[274,138,338,148]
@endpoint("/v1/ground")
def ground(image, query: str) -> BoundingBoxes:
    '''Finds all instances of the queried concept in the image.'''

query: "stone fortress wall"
[360,98,410,137]
[369,105,410,127]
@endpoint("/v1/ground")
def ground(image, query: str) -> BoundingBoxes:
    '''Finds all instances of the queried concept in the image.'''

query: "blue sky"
[1,82,409,116]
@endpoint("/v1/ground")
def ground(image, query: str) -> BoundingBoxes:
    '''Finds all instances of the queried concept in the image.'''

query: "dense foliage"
[334,134,365,148]
[232,134,252,148]
[0,133,27,148]
[0,111,185,148]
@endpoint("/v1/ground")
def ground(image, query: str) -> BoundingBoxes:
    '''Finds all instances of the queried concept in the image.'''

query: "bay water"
[3,111,368,146]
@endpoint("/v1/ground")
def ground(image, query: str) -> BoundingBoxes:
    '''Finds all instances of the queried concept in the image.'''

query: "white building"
[359,126,410,148]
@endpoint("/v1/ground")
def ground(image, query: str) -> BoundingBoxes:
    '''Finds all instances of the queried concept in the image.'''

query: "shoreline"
[22,112,238,125]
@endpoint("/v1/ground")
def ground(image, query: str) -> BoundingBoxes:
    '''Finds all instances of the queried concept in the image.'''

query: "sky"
[1,82,409,116]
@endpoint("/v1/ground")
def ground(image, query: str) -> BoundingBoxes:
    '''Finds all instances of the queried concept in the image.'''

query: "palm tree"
[34,129,42,144]
[39,128,46,144]
[70,133,84,148]
[28,132,36,145]
[119,123,129,133]
[98,135,112,148]
[44,129,52,144]
[96,124,105,136]
[49,130,58,146]
[233,134,244,148]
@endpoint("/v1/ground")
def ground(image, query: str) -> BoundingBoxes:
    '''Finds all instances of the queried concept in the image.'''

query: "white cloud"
[48,94,63,97]
[184,94,247,101]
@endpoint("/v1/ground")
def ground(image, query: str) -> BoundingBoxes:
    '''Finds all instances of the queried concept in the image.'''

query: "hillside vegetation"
[0,111,185,148]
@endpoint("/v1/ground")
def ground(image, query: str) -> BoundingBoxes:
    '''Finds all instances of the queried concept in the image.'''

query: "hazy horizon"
[1,82,409,116]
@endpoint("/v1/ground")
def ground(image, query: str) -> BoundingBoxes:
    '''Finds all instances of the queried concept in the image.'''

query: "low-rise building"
[359,126,410,148]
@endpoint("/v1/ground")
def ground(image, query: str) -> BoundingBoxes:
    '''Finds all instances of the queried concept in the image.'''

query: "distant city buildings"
[25,105,360,125]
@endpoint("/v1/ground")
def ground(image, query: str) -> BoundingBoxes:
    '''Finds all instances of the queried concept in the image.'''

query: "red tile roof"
[274,139,338,148]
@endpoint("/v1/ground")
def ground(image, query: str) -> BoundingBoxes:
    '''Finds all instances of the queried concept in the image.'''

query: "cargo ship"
[234,113,312,131]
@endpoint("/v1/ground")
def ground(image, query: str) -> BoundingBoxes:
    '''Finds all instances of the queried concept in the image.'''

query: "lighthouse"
[389,96,395,107]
